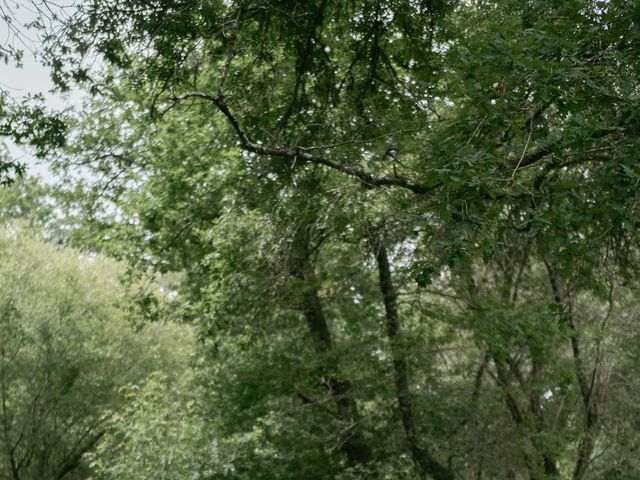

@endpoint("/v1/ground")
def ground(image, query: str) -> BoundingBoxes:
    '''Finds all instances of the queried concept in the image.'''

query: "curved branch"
[160,93,624,195]
[160,92,439,194]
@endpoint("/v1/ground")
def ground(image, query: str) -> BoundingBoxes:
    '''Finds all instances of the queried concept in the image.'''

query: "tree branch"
[159,92,439,194]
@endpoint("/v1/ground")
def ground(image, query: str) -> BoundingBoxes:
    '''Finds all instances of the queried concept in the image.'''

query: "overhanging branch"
[159,91,439,194]
[159,92,624,196]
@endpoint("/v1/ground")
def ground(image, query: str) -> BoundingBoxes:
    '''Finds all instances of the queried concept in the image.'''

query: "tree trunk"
[545,261,598,480]
[291,226,373,471]
[469,273,559,480]
[371,233,454,480]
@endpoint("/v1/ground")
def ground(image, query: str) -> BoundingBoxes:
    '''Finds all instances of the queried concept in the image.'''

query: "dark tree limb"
[371,232,454,480]
[158,91,626,199]
[54,430,105,480]
[289,224,373,471]
[545,261,599,480]
[159,92,440,194]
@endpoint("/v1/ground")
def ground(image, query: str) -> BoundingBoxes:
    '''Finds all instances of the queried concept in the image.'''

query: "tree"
[32,0,640,478]
[0,224,200,479]
[89,347,212,480]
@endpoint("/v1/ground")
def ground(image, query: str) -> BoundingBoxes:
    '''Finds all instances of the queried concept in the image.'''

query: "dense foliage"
[0,222,198,480]
[1,0,640,478]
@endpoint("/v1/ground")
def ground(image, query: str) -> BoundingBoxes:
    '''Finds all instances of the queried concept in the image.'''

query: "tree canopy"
[1,0,640,478]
